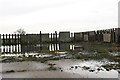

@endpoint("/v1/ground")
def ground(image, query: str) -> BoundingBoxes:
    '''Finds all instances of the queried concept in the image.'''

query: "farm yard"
[0,28,120,79]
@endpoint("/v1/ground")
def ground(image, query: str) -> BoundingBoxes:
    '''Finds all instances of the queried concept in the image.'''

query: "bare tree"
[14,28,26,34]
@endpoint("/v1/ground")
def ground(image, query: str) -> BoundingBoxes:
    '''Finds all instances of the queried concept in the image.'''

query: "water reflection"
[1,43,119,54]
[48,59,118,78]
[1,43,75,53]
[59,44,70,50]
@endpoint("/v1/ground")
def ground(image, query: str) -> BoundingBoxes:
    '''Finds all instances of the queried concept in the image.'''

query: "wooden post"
[87,32,89,42]
[26,34,28,53]
[15,34,17,52]
[74,33,76,42]
[81,32,83,42]
[2,34,4,52]
[51,33,52,42]
[109,29,111,43]
[55,31,57,43]
[113,28,116,43]
[6,34,8,52]
[20,34,22,53]
[40,31,42,51]
[97,31,99,42]
[100,30,103,42]
[50,33,52,51]
[18,34,20,52]
[8,34,11,52]
[11,34,14,52]
[0,34,1,52]
[55,31,57,50]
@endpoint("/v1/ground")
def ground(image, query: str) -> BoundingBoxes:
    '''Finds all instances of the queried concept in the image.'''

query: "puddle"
[48,59,118,78]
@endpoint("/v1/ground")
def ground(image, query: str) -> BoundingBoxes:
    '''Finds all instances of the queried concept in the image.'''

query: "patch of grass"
[40,58,47,63]
[97,49,109,53]
[1,52,21,54]
[72,52,119,62]
[26,57,48,63]
[17,70,27,72]
[102,64,120,71]
[4,70,27,73]
[48,63,57,71]
[1,56,12,58]
[54,49,71,52]
[90,47,110,53]
[38,50,50,53]
[89,69,95,72]
[82,66,90,70]
[5,70,15,73]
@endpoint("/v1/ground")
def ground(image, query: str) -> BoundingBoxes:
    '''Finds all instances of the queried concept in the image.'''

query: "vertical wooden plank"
[98,31,101,42]
[73,33,75,42]
[113,28,116,43]
[3,34,5,52]
[55,31,57,50]
[12,34,14,52]
[100,30,103,42]
[50,33,53,51]
[40,31,42,44]
[15,34,17,52]
[39,31,42,51]
[110,29,112,42]
[9,34,11,52]
[70,33,73,42]
[26,34,28,53]
[20,34,22,53]
[81,32,83,42]
[0,34,1,53]
[6,34,8,52]
[51,33,52,42]
[18,34,20,52]
[97,31,100,42]
[55,31,57,43]
[87,32,89,42]
[2,34,4,45]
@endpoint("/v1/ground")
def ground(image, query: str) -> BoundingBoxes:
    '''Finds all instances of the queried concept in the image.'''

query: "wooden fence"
[0,28,120,53]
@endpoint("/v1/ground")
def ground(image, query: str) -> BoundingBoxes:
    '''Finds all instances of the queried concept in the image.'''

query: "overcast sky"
[0,0,119,34]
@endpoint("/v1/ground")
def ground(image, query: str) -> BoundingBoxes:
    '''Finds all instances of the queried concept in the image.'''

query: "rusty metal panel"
[59,32,70,42]
[103,33,111,42]
[84,34,88,41]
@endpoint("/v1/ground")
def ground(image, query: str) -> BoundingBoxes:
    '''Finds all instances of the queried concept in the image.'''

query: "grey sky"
[0,0,119,34]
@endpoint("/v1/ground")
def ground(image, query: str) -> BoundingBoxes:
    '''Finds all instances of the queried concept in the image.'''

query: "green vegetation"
[48,63,57,71]
[70,65,104,72]
[20,57,48,63]
[17,70,27,72]
[37,50,51,53]
[102,64,120,71]
[1,52,21,54]
[5,70,15,73]
[72,52,120,62]
[4,70,27,73]
[82,66,90,70]
[90,47,119,53]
